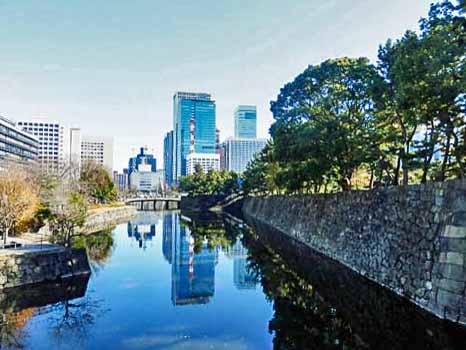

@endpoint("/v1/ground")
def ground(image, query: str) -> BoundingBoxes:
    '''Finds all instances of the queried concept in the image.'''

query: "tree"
[270,57,383,191]
[0,165,39,246]
[376,1,466,183]
[48,190,88,248]
[80,161,117,204]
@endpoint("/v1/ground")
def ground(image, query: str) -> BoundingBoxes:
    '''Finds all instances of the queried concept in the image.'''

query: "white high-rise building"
[186,153,220,175]
[17,118,76,170]
[224,138,267,173]
[80,136,114,171]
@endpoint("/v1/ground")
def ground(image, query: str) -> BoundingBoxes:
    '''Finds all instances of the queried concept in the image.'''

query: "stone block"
[444,238,466,253]
[437,263,466,282]
[439,252,464,266]
[436,288,463,309]
[438,278,465,294]
[442,225,466,239]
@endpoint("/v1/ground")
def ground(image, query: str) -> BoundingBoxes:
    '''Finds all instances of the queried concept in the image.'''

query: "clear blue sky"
[0,0,433,171]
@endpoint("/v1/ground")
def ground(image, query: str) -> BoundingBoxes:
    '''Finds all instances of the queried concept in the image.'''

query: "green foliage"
[73,228,114,267]
[80,161,117,204]
[243,0,465,195]
[180,169,241,196]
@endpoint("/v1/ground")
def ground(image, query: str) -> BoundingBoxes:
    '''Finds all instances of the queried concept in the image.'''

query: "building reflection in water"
[127,213,158,250]
[229,240,257,290]
[163,212,217,306]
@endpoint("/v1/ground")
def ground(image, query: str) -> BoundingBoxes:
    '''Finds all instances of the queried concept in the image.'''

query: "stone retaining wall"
[0,248,91,289]
[81,205,137,233]
[243,179,466,324]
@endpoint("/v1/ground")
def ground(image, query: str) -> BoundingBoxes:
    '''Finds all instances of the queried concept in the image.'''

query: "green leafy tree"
[80,161,117,203]
[270,57,383,191]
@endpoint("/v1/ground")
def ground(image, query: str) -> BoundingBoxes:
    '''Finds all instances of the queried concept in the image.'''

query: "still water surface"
[0,210,465,350]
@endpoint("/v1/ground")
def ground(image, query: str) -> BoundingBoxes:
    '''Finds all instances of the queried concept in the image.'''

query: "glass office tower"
[163,131,174,186]
[172,92,216,183]
[234,105,257,139]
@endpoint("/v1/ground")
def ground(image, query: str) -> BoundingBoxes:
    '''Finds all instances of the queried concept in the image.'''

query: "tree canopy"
[243,0,465,195]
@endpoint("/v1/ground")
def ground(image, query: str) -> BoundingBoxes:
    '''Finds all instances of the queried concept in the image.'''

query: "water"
[0,210,465,350]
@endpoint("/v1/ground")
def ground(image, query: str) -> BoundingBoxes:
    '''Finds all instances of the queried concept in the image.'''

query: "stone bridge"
[125,197,180,211]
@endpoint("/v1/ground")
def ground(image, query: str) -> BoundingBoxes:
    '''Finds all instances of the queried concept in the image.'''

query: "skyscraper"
[172,92,216,183]
[234,105,257,139]
[163,130,174,186]
[224,138,267,173]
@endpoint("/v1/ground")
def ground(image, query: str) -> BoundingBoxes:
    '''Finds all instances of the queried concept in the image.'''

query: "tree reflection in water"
[181,212,241,253]
[0,275,106,350]
[46,293,107,348]
[73,227,115,271]
[183,211,466,350]
[243,233,362,350]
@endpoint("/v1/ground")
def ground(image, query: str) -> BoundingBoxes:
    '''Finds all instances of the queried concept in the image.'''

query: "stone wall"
[0,248,91,289]
[180,195,227,212]
[242,179,466,324]
[81,205,137,233]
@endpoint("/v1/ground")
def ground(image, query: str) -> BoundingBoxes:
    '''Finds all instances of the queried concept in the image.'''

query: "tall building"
[113,169,129,191]
[234,105,257,139]
[0,115,39,164]
[81,135,114,171]
[172,92,216,183]
[129,147,157,174]
[17,118,71,170]
[224,138,267,173]
[128,147,162,192]
[215,128,225,170]
[69,128,82,166]
[163,131,174,186]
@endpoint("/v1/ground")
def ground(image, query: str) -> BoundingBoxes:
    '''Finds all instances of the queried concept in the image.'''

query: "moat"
[0,211,465,350]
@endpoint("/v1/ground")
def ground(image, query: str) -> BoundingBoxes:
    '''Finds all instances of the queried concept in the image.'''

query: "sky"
[0,0,434,172]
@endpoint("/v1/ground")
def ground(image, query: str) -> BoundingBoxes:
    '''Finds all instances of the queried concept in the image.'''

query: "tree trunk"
[402,149,409,186]
[452,132,465,179]
[394,154,402,186]
[440,135,451,182]
[3,227,8,246]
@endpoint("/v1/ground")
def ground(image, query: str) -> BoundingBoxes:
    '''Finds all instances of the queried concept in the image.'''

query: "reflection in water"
[0,211,464,349]
[168,213,217,305]
[243,217,466,350]
[127,213,158,250]
[0,275,93,349]
[228,240,258,290]
[73,228,115,271]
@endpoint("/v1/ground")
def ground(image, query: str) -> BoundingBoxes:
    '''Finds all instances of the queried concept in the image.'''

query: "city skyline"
[0,0,433,171]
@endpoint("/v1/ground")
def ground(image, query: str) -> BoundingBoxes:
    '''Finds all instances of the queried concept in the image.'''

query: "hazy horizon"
[0,0,433,171]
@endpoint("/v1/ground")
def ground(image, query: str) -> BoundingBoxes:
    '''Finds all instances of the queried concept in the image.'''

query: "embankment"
[0,247,90,289]
[242,179,466,324]
[81,205,138,233]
